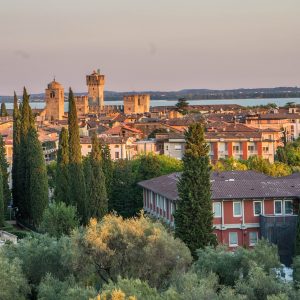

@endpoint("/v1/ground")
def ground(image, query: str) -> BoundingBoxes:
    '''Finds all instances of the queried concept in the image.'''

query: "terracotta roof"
[138,171,300,201]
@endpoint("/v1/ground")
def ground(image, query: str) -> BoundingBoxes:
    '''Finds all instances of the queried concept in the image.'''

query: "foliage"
[55,127,70,204]
[193,240,280,287]
[101,143,113,200]
[12,91,22,213]
[0,102,8,117]
[81,214,192,289]
[175,123,217,258]
[0,134,11,208]
[2,234,74,287]
[0,251,29,300]
[235,265,288,300]
[276,138,300,167]
[87,135,108,219]
[26,127,49,226]
[101,278,160,300]
[38,274,97,300]
[47,161,56,195]
[292,256,300,285]
[39,202,79,238]
[110,159,139,217]
[68,88,87,223]
[0,171,4,227]
[175,98,189,114]
[213,156,292,177]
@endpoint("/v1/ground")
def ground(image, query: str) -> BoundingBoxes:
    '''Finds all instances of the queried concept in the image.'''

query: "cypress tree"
[174,122,217,258]
[0,171,4,227]
[68,88,87,223]
[0,135,10,209]
[0,102,8,117]
[26,127,48,226]
[101,143,113,201]
[55,127,70,204]
[83,155,93,215]
[89,134,107,219]
[12,92,21,211]
[18,87,35,220]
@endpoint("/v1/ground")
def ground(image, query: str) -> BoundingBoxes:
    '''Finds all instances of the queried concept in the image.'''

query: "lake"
[5,98,300,111]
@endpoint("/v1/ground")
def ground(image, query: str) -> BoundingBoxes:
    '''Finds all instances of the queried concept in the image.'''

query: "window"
[262,146,269,152]
[115,152,120,159]
[233,146,240,152]
[253,201,262,216]
[248,145,255,152]
[249,232,258,246]
[174,145,182,150]
[213,202,221,218]
[274,200,282,215]
[229,232,238,247]
[165,145,169,151]
[284,200,293,215]
[233,202,242,217]
[88,145,92,148]
[114,145,119,148]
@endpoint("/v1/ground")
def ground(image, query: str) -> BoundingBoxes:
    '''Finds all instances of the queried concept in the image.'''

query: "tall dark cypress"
[89,135,107,219]
[12,92,21,211]
[68,88,87,223]
[55,127,70,204]
[0,102,8,117]
[19,87,34,220]
[174,123,217,258]
[0,171,4,227]
[26,127,48,226]
[0,135,10,209]
[101,143,113,201]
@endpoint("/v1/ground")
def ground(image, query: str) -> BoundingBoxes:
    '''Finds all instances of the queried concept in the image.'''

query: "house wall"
[142,187,298,248]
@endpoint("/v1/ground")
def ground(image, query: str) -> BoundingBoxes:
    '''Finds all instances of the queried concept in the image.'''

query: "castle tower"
[44,79,64,120]
[86,69,105,112]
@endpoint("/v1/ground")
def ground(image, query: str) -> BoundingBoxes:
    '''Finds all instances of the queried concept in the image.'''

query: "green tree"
[110,159,138,217]
[18,87,35,221]
[39,202,79,238]
[12,91,22,212]
[26,127,49,226]
[0,252,29,300]
[88,135,107,219]
[68,88,87,223]
[55,128,70,204]
[175,98,189,114]
[0,101,8,117]
[174,122,217,258]
[101,142,113,200]
[0,135,10,209]
[38,274,97,300]
[82,214,192,288]
[0,171,4,227]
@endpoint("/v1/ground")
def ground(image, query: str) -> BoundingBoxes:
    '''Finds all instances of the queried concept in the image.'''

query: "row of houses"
[139,170,300,265]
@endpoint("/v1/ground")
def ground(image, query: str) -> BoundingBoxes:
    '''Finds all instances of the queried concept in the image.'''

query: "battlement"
[124,94,150,114]
[86,70,105,86]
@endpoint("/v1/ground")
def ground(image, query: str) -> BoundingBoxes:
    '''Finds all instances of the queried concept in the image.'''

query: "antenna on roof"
[97,68,100,74]
[53,75,56,82]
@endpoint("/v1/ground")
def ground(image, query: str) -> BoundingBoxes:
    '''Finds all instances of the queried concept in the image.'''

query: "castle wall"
[124,94,150,114]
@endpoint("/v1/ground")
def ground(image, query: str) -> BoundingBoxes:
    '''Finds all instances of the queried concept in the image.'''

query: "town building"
[124,94,150,115]
[139,170,300,265]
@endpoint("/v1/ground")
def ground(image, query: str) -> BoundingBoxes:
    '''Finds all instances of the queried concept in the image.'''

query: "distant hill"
[1,87,300,102]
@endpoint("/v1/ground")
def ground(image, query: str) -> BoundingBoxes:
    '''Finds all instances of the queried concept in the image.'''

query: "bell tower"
[44,79,64,120]
[86,69,105,112]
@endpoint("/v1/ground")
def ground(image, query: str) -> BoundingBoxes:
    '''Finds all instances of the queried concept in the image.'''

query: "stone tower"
[86,69,105,112]
[44,79,64,120]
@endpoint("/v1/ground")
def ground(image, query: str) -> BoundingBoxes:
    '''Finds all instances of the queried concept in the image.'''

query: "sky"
[0,0,300,94]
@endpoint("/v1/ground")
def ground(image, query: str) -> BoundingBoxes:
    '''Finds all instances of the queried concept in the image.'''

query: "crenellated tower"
[86,69,105,112]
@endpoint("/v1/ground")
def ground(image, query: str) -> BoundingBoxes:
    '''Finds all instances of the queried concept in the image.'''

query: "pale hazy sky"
[0,0,300,94]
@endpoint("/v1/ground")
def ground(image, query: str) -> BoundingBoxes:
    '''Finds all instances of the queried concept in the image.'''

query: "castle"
[42,70,106,120]
[42,69,150,120]
[123,94,150,115]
